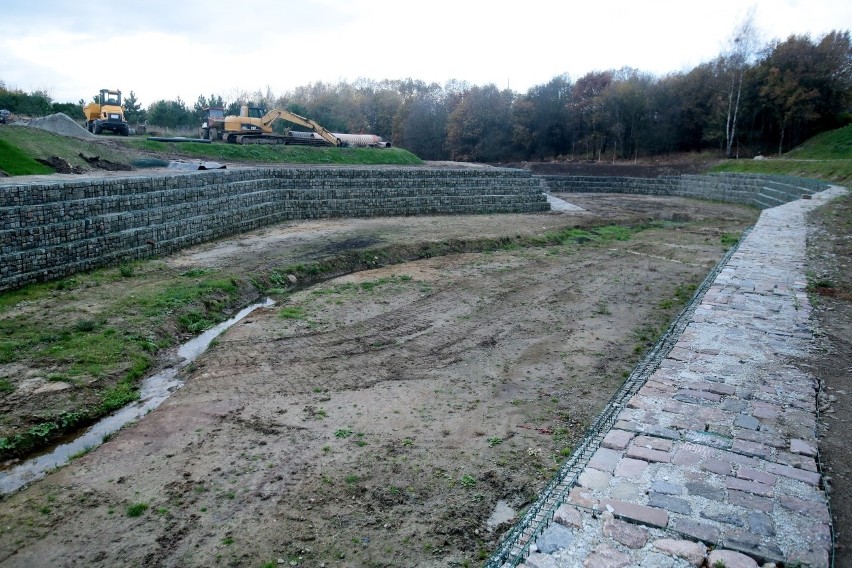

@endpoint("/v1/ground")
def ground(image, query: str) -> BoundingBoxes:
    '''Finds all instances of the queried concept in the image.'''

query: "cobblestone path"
[505,187,847,568]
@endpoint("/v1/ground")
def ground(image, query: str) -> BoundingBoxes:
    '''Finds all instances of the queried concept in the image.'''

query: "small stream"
[0,298,274,496]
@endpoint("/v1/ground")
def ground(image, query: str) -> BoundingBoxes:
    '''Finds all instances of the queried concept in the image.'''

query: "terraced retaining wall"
[541,172,829,209]
[0,166,548,291]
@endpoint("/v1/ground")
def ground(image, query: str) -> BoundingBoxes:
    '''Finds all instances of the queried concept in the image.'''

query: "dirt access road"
[0,194,758,567]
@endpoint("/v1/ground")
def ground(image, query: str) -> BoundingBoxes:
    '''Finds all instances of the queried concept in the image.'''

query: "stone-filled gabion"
[0,166,548,291]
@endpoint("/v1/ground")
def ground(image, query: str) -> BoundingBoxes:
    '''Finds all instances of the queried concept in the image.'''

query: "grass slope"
[132,139,422,165]
[710,124,852,185]
[0,138,54,175]
[0,125,422,176]
[0,126,135,175]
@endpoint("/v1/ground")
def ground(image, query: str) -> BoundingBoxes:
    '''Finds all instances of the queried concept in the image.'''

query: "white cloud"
[1,0,849,104]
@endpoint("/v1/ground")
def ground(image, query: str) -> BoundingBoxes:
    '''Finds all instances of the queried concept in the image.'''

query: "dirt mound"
[35,156,86,174]
[27,113,96,140]
[79,153,131,171]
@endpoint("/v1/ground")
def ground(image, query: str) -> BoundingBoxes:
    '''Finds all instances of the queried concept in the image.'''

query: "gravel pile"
[27,113,96,140]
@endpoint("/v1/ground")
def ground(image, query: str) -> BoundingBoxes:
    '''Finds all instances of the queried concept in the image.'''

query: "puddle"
[487,500,517,530]
[0,298,274,496]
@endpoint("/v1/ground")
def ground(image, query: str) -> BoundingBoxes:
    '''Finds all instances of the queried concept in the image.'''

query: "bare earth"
[0,195,758,567]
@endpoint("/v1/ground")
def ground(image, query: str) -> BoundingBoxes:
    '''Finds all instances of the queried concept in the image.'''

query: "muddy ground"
[807,191,852,568]
[0,194,759,567]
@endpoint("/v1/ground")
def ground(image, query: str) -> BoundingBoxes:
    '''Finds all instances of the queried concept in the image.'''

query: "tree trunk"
[730,72,742,158]
[725,76,735,158]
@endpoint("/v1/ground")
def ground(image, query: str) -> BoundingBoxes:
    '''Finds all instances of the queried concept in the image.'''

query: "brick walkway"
[514,187,847,568]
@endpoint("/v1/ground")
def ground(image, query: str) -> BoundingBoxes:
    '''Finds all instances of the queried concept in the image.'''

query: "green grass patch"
[128,138,422,166]
[0,410,90,458]
[279,305,306,320]
[710,158,852,186]
[0,262,250,459]
[721,233,739,249]
[0,126,420,177]
[785,125,852,160]
[126,502,149,517]
[711,124,852,184]
[0,138,54,175]
[0,126,134,174]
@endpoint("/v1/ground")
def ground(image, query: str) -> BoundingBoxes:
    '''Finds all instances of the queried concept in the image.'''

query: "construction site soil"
[0,188,765,567]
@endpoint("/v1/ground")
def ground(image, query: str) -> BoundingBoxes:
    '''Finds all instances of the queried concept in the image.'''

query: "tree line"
[1,27,849,161]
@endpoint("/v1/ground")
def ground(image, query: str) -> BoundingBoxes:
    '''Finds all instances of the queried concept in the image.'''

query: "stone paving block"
[652,538,707,566]
[682,430,733,450]
[706,549,759,568]
[602,513,649,549]
[685,480,726,501]
[535,523,574,553]
[648,493,692,515]
[752,402,783,419]
[688,381,737,396]
[671,517,720,544]
[567,487,597,509]
[601,429,634,450]
[774,449,818,471]
[716,449,760,469]
[578,468,612,491]
[734,414,761,430]
[726,488,774,513]
[626,445,671,463]
[613,457,648,480]
[600,498,669,528]
[673,390,722,405]
[790,438,817,457]
[731,438,772,458]
[589,447,622,474]
[764,462,821,485]
[671,447,703,466]
[700,509,746,527]
[649,480,683,495]
[788,547,830,568]
[582,543,632,568]
[734,428,785,448]
[610,481,643,501]
[552,504,583,529]
[778,494,830,519]
[746,511,775,537]
[702,457,733,475]
[642,424,682,440]
[522,552,560,568]
[736,466,777,486]
[721,398,749,412]
[626,395,655,410]
[633,435,674,451]
[725,528,784,561]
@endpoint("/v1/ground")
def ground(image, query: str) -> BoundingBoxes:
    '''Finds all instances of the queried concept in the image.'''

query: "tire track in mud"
[196,253,603,400]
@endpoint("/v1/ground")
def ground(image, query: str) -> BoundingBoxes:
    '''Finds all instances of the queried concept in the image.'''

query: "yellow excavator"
[213,105,344,146]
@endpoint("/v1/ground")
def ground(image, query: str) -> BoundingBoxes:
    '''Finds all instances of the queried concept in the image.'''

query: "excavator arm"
[261,109,343,147]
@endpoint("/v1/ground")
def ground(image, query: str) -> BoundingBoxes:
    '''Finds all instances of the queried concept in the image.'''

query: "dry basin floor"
[0,195,759,567]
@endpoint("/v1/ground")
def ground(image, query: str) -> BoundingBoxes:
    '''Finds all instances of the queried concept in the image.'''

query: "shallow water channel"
[0,299,274,496]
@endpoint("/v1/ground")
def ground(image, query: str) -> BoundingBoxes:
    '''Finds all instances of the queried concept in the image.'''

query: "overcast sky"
[1,0,849,107]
